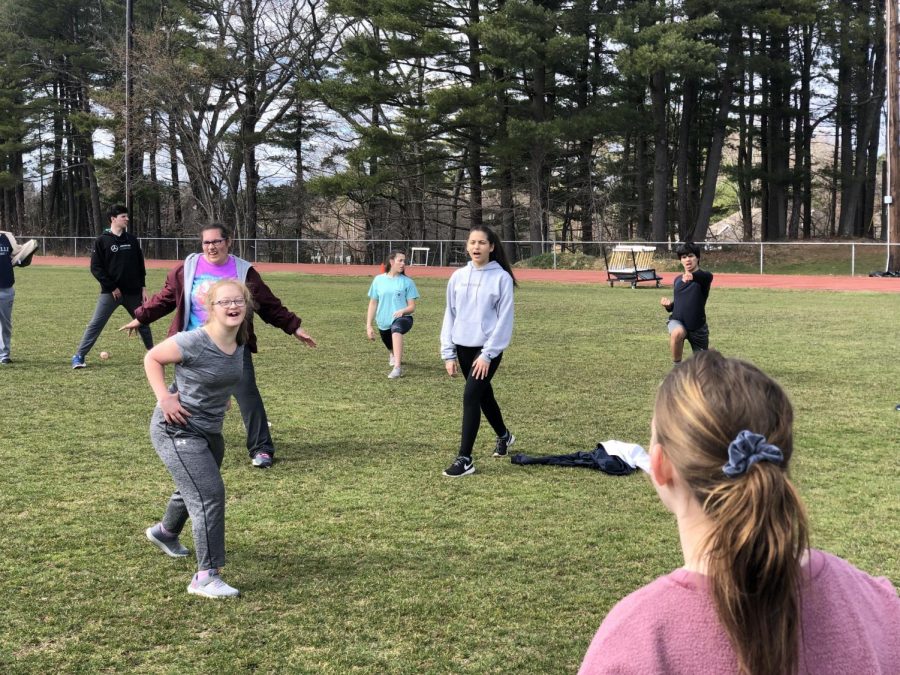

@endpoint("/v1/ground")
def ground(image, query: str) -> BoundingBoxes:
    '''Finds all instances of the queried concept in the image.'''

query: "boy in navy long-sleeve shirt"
[660,242,713,364]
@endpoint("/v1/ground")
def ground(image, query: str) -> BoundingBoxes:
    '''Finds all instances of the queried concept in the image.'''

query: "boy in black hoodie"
[72,205,153,368]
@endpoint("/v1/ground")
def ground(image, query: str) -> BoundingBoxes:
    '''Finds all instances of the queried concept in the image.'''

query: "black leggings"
[456,345,508,458]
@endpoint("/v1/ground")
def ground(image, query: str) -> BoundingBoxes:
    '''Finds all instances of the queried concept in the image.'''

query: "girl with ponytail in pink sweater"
[579,351,899,675]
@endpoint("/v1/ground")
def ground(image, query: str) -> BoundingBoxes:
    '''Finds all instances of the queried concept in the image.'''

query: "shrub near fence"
[22,236,893,276]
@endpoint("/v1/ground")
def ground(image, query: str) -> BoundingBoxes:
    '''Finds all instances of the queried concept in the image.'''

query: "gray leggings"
[0,286,13,360]
[150,409,227,571]
[76,292,153,356]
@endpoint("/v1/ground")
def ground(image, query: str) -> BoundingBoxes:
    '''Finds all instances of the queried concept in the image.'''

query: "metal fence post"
[759,244,764,274]
[552,237,557,269]
[851,243,856,276]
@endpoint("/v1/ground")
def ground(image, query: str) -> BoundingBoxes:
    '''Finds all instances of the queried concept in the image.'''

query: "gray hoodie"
[440,260,514,362]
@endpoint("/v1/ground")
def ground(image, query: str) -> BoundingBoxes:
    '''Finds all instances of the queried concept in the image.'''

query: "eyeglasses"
[202,238,226,247]
[211,298,246,308]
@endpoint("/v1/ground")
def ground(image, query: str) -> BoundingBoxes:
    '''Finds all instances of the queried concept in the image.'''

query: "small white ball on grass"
[100,351,110,360]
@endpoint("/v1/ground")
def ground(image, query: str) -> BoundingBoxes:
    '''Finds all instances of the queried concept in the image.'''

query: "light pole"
[125,0,134,213]
[887,0,900,271]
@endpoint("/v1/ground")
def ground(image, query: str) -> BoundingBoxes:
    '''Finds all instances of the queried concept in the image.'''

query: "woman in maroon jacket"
[122,223,316,468]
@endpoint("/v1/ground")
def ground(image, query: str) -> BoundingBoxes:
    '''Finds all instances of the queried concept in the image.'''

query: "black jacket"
[90,229,147,294]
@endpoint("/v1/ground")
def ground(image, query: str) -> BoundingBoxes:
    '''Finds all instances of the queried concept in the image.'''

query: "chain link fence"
[22,236,893,276]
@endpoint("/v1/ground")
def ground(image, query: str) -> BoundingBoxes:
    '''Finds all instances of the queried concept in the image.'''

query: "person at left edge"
[121,222,317,469]
[0,230,37,364]
[71,204,154,369]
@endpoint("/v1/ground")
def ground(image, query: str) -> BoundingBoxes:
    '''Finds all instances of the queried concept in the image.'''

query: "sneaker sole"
[145,527,189,558]
[443,466,475,477]
[72,364,86,369]
[187,584,240,599]
[251,458,273,468]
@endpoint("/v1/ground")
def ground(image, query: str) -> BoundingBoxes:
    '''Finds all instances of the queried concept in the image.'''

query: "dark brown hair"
[469,225,517,287]
[200,223,230,241]
[654,351,809,675]
[384,249,407,274]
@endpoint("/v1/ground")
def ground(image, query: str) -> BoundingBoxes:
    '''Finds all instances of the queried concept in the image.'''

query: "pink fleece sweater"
[579,549,900,674]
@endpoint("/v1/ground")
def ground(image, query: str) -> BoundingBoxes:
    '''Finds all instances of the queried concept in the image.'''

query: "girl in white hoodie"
[440,226,517,477]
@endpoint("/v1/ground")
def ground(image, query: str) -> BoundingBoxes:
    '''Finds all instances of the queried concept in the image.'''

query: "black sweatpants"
[455,345,508,458]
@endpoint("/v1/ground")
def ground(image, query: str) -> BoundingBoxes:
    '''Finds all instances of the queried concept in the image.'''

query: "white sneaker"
[389,354,395,366]
[388,366,402,379]
[187,571,240,599]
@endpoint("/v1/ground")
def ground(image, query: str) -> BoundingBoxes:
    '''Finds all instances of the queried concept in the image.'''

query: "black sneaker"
[493,432,515,457]
[443,455,474,477]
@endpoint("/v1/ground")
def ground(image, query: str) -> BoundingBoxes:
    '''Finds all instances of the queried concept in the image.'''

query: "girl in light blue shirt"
[366,249,419,378]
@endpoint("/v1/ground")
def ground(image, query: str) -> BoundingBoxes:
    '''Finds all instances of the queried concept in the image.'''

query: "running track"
[31,256,900,292]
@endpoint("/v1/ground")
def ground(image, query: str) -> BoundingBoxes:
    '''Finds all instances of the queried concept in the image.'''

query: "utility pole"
[887,0,900,270]
[125,0,134,215]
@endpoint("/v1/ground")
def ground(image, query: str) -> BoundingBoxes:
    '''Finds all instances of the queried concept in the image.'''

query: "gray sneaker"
[251,452,273,468]
[388,366,402,379]
[187,571,240,599]
[145,524,189,558]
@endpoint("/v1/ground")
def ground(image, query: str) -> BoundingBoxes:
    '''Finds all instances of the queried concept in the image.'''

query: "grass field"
[1,267,898,674]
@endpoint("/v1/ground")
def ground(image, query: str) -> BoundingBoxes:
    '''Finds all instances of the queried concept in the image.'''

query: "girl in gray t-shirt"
[142,279,252,599]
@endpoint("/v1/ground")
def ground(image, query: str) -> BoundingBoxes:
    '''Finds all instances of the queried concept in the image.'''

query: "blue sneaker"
[71,354,86,369]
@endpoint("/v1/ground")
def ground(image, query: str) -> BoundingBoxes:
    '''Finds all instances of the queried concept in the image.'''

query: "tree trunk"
[500,166,516,261]
[167,110,183,231]
[528,63,547,256]
[241,0,259,241]
[676,76,697,240]
[650,69,669,241]
[149,110,162,251]
[694,31,741,242]
[468,0,483,228]
[636,128,649,240]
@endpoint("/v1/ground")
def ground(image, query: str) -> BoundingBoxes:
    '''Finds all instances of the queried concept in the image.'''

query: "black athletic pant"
[456,345,508,458]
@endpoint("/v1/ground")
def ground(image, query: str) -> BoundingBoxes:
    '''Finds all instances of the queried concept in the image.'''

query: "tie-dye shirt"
[187,255,238,330]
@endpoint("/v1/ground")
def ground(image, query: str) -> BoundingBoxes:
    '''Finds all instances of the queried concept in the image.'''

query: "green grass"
[1,267,898,673]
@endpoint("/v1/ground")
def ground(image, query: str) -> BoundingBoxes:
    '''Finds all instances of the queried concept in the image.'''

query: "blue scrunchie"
[722,430,784,477]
